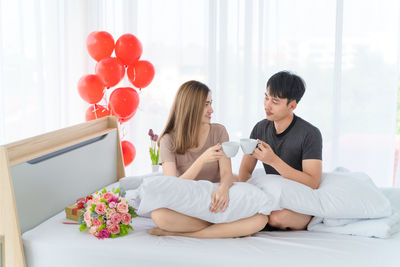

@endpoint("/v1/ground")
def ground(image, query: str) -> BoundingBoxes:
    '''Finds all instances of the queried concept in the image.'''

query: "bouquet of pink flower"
[78,188,137,239]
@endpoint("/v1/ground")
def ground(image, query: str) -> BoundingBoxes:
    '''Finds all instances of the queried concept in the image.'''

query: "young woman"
[149,80,268,238]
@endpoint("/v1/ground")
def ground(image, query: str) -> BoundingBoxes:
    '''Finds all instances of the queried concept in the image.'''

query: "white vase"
[151,164,160,173]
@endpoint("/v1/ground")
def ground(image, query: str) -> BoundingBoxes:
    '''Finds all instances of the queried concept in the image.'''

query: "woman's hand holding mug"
[199,143,225,164]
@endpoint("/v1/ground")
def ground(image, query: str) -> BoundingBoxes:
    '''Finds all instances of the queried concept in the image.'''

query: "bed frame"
[0,116,125,267]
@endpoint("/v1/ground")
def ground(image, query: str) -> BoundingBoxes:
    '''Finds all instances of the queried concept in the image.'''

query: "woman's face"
[202,93,213,124]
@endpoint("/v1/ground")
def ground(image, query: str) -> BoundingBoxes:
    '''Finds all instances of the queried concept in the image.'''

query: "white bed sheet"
[22,182,400,267]
[23,214,400,267]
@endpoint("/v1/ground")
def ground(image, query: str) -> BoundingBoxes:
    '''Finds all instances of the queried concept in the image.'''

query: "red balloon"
[115,34,143,66]
[109,87,139,119]
[86,31,115,61]
[121,140,136,166]
[108,105,134,124]
[95,57,125,88]
[118,112,134,124]
[127,60,155,89]
[85,105,110,121]
[78,74,105,104]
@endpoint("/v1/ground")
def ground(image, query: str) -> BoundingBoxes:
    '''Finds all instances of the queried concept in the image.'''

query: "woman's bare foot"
[149,227,174,236]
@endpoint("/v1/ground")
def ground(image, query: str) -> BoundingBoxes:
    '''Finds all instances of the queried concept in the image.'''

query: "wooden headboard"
[0,116,126,267]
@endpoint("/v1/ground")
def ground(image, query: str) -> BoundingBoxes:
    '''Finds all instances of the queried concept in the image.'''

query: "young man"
[239,71,323,230]
[149,72,321,238]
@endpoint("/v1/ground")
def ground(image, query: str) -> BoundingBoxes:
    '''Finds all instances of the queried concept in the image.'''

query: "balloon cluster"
[78,31,155,166]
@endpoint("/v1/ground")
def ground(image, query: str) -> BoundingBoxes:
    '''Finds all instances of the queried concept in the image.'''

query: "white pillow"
[307,188,400,238]
[119,172,162,191]
[248,169,392,219]
[125,175,279,223]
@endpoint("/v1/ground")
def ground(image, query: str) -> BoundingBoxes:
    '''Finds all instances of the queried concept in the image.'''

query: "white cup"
[240,138,258,154]
[221,141,239,158]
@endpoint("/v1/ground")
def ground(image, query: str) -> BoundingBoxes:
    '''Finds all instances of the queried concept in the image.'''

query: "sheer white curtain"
[1,0,399,186]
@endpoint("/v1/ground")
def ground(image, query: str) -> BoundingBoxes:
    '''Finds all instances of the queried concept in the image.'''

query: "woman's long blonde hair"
[159,80,210,154]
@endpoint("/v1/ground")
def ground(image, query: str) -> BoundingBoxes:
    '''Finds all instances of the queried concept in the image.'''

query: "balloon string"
[104,88,109,108]
[93,104,98,119]
[137,88,143,111]
[121,123,127,140]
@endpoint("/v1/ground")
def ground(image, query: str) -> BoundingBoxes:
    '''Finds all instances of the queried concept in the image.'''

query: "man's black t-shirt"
[250,114,322,174]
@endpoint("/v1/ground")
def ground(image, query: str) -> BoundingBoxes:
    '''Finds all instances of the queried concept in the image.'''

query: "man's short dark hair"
[266,71,306,104]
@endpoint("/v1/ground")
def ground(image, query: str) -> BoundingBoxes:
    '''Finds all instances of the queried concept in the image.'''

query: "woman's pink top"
[159,123,229,182]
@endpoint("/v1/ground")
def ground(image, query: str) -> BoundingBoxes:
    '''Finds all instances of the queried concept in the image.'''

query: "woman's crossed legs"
[149,208,268,238]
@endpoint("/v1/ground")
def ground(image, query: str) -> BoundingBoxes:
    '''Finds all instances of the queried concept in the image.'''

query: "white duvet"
[120,170,400,238]
[123,175,280,223]
[307,188,400,238]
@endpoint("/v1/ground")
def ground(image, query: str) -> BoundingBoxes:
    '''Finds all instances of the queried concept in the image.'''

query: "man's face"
[264,89,295,121]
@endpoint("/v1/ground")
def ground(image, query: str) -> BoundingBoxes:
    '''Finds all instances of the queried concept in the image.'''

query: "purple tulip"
[152,134,159,142]
[148,129,154,137]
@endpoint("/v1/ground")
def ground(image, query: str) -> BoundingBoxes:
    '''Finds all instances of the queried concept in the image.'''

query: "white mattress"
[22,185,400,267]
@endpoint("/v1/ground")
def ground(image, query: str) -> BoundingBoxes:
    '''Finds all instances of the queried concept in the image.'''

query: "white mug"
[221,141,240,158]
[240,138,258,154]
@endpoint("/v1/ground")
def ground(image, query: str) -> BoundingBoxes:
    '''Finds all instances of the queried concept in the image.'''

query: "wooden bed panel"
[0,147,24,267]
[0,116,125,267]
[12,130,119,233]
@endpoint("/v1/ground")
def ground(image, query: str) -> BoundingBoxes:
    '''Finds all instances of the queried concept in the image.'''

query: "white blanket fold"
[307,188,400,238]
[121,174,280,224]
[120,170,400,238]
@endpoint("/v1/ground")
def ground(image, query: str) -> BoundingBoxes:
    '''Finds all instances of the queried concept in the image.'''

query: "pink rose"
[106,208,116,219]
[121,213,131,225]
[109,197,119,205]
[103,192,114,201]
[92,218,102,227]
[88,226,97,235]
[109,201,117,209]
[84,218,92,227]
[117,202,128,213]
[84,211,91,220]
[111,212,122,225]
[84,211,92,226]
[108,224,120,235]
[97,228,110,239]
[95,202,106,215]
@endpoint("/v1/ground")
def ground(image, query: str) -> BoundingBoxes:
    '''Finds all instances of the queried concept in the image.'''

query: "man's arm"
[238,154,258,182]
[270,158,321,189]
[253,141,322,189]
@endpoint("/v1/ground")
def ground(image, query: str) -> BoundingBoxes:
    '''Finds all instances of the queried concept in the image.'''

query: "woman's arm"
[161,162,178,176]
[219,156,233,188]
[209,155,233,213]
[162,160,205,180]
[162,144,224,180]
[179,144,224,180]
[162,160,206,180]
[178,156,208,180]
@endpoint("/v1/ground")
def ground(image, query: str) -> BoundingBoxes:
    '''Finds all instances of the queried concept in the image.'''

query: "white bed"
[1,117,400,267]
[22,201,400,267]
